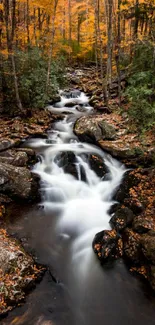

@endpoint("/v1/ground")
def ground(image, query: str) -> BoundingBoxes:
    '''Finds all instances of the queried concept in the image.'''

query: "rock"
[95,105,112,114]
[98,141,143,161]
[54,152,108,181]
[0,162,39,200]
[110,207,134,231]
[61,90,81,99]
[0,150,28,167]
[114,170,144,214]
[0,229,44,315]
[133,216,155,234]
[122,228,142,264]
[76,105,86,112]
[114,171,138,202]
[65,102,76,107]
[71,90,81,98]
[13,151,28,167]
[89,95,100,106]
[93,229,123,263]
[141,231,155,265]
[74,116,116,143]
[88,154,108,179]
[61,91,72,98]
[0,193,13,203]
[149,266,155,291]
[0,139,15,152]
[56,151,79,179]
[48,94,61,105]
[15,148,37,165]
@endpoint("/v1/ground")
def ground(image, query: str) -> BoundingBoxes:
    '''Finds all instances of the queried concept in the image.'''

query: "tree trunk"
[96,0,108,105]
[26,0,30,46]
[68,0,72,44]
[46,0,59,96]
[4,0,23,113]
[107,0,113,88]
[116,0,121,107]
[134,0,139,39]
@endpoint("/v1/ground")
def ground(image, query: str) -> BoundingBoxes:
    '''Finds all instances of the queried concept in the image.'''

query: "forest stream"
[2,90,155,325]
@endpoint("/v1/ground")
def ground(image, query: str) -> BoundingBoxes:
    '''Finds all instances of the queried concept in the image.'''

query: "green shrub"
[125,41,155,131]
[1,48,66,112]
[17,48,66,108]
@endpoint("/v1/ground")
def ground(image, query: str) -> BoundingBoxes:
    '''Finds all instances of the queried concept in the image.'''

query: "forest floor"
[0,66,155,315]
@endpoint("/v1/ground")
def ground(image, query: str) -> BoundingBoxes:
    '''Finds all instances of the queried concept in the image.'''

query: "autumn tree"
[3,0,23,112]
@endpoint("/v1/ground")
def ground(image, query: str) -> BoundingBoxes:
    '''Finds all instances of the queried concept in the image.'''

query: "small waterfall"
[28,90,126,324]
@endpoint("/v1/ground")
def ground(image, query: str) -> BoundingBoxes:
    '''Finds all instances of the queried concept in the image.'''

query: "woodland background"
[0,0,155,131]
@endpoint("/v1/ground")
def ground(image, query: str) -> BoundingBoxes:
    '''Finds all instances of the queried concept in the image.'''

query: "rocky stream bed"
[0,68,155,323]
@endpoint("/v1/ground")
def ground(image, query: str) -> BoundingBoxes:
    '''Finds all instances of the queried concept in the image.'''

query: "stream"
[3,90,155,325]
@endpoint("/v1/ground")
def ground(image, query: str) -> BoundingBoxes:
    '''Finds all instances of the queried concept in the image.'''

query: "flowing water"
[3,91,155,325]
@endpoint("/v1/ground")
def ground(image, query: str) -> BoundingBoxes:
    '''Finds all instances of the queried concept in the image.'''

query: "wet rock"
[71,90,81,98]
[88,154,108,178]
[0,193,12,204]
[76,105,86,112]
[0,229,44,315]
[58,151,79,179]
[74,115,116,143]
[65,102,76,107]
[93,229,123,263]
[149,265,155,291]
[0,162,39,200]
[61,90,81,99]
[122,228,142,264]
[110,207,134,231]
[114,171,138,202]
[133,216,155,234]
[114,170,143,214]
[61,90,72,98]
[141,231,155,265]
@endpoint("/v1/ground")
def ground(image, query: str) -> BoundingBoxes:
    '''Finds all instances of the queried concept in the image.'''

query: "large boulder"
[98,140,138,160]
[74,116,116,143]
[133,216,155,234]
[98,140,153,167]
[122,228,142,264]
[141,231,155,265]
[0,150,28,167]
[93,229,123,263]
[88,154,108,178]
[0,162,39,200]
[110,207,134,232]
[55,152,108,181]
[0,229,44,315]
[114,170,144,214]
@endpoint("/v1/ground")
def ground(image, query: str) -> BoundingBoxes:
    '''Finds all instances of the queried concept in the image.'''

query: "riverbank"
[0,108,60,316]
[68,68,155,290]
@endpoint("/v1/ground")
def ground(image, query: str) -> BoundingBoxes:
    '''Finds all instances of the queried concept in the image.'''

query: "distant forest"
[0,0,155,128]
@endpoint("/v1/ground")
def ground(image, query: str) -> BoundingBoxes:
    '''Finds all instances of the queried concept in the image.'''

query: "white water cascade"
[28,90,126,324]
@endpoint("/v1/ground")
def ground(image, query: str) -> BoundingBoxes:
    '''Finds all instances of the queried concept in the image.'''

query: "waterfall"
[28,90,126,324]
